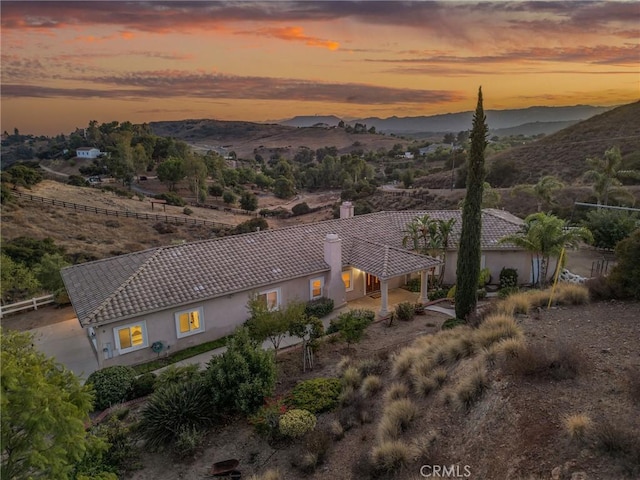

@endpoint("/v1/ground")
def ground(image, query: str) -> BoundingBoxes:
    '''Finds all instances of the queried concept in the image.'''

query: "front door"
[366,273,381,294]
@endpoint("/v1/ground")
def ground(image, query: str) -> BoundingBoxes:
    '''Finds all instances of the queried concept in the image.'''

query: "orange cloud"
[120,31,135,40]
[251,26,339,50]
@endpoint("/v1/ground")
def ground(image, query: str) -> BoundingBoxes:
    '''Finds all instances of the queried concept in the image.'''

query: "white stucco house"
[76,147,101,159]
[61,203,528,368]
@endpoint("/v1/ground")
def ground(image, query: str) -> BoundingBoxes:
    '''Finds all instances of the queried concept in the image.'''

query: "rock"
[552,466,562,480]
[571,472,587,480]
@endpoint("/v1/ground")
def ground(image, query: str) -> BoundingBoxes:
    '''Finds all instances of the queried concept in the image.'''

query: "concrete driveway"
[31,317,98,381]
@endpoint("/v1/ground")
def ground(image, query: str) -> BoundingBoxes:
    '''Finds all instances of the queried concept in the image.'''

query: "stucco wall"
[442,250,532,286]
[94,272,330,368]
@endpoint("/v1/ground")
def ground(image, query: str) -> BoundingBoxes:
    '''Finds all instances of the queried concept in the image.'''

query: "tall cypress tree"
[455,87,488,320]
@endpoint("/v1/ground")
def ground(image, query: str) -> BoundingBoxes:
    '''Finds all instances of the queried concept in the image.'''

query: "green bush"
[154,192,185,206]
[174,425,205,457]
[404,277,421,292]
[478,267,491,286]
[182,207,193,216]
[249,396,288,439]
[428,288,448,301]
[499,268,518,289]
[305,297,334,318]
[441,318,465,330]
[206,327,276,415]
[278,409,317,438]
[86,366,137,411]
[139,380,216,450]
[395,302,414,322]
[327,309,375,334]
[291,202,311,216]
[129,373,157,399]
[583,209,637,250]
[327,309,374,347]
[288,377,342,413]
[607,229,640,300]
[154,364,201,392]
[498,286,520,299]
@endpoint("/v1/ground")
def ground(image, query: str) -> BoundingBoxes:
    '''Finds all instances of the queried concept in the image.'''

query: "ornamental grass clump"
[278,409,317,438]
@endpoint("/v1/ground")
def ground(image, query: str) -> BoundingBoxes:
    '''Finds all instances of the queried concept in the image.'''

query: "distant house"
[403,152,414,159]
[61,203,528,368]
[76,147,101,159]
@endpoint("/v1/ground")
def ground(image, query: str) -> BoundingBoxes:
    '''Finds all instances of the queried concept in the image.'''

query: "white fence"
[0,294,55,318]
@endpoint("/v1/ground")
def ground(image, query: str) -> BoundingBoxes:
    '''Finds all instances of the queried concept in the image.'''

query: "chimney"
[323,234,346,307]
[340,201,354,219]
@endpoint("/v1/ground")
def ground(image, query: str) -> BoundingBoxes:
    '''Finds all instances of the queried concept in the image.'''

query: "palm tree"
[584,146,640,206]
[513,175,564,212]
[499,212,593,287]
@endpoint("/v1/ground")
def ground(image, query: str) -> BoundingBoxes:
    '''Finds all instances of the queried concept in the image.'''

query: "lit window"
[342,270,353,291]
[310,277,324,299]
[114,322,148,354]
[175,307,204,338]
[258,288,280,310]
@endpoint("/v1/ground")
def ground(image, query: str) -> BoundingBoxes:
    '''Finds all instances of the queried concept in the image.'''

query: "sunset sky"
[2,1,639,136]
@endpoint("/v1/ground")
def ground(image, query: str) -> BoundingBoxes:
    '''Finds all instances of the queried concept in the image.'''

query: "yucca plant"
[140,380,216,449]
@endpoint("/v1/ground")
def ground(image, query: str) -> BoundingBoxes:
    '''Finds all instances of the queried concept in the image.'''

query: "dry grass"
[495,337,527,358]
[336,356,353,374]
[495,293,532,316]
[412,373,438,398]
[329,419,344,440]
[453,360,489,411]
[563,413,592,443]
[503,341,586,380]
[554,283,590,305]
[474,314,523,348]
[248,469,283,480]
[370,440,413,475]
[377,398,418,441]
[391,347,421,378]
[342,366,362,389]
[431,367,448,386]
[384,382,410,403]
[360,375,383,398]
[595,419,640,475]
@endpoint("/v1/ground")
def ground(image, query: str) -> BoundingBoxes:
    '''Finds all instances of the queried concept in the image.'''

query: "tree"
[1,253,40,303]
[132,144,149,181]
[222,190,236,205]
[607,229,640,299]
[273,176,295,199]
[34,253,70,293]
[208,183,224,198]
[583,209,637,250]
[205,327,276,415]
[156,157,185,191]
[584,146,640,206]
[513,175,564,212]
[1,330,97,479]
[455,87,487,321]
[184,154,208,202]
[3,164,43,189]
[499,212,593,287]
[239,191,258,211]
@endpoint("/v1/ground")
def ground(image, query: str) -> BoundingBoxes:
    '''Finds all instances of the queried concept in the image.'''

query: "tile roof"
[61,209,524,327]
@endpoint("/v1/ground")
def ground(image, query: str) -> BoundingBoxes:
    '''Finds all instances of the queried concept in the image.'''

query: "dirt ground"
[123,300,639,480]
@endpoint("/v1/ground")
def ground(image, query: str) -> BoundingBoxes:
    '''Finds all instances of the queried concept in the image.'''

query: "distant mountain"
[280,105,614,135]
[491,121,579,138]
[280,115,343,127]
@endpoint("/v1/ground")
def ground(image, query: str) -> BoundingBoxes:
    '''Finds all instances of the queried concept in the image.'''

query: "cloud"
[2,1,636,41]
[245,26,339,50]
[367,44,640,67]
[3,71,464,105]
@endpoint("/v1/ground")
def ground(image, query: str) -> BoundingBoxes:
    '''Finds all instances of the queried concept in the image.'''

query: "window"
[175,307,204,338]
[310,277,324,299]
[113,321,148,354]
[342,270,354,291]
[258,288,281,310]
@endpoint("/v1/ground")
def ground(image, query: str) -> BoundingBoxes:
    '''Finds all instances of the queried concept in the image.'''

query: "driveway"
[30,317,98,381]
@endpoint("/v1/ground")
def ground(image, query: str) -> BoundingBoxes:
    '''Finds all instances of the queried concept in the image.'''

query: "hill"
[149,118,403,160]
[422,101,640,188]
[280,105,613,135]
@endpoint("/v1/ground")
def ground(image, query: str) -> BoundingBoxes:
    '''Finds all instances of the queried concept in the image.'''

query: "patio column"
[418,270,429,304]
[379,279,389,317]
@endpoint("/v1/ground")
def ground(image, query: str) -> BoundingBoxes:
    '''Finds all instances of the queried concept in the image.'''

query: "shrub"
[329,419,345,440]
[304,297,334,318]
[130,372,157,399]
[278,409,317,438]
[498,286,520,299]
[441,318,465,330]
[563,414,591,443]
[499,267,518,289]
[291,202,311,216]
[86,366,137,411]
[155,192,185,206]
[82,415,142,477]
[384,382,409,403]
[360,375,383,398]
[370,440,412,475]
[474,314,522,348]
[357,357,385,377]
[453,361,488,411]
[554,283,590,305]
[174,425,204,457]
[152,222,176,234]
[182,207,193,216]
[503,341,586,380]
[404,277,421,292]
[395,301,415,322]
[586,276,616,301]
[154,364,201,392]
[206,327,276,415]
[293,430,332,473]
[381,398,417,436]
[595,419,640,475]
[478,267,491,286]
[583,209,637,250]
[288,377,342,413]
[428,288,448,301]
[249,395,288,439]
[139,380,216,450]
[327,309,374,347]
[342,366,362,389]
